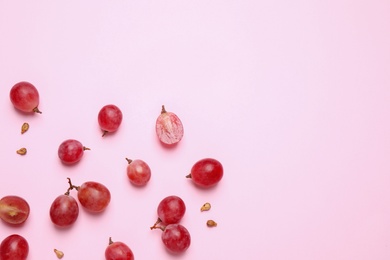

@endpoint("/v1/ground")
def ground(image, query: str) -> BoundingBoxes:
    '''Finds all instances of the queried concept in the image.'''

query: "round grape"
[9,81,41,113]
[77,181,111,213]
[0,196,30,225]
[0,234,29,260]
[186,158,223,188]
[156,195,186,225]
[98,104,123,136]
[58,139,90,165]
[105,237,134,260]
[50,194,79,227]
[155,105,183,145]
[126,158,151,186]
[161,224,191,254]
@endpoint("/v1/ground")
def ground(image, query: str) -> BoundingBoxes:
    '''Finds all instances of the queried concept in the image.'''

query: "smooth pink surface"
[1,1,390,259]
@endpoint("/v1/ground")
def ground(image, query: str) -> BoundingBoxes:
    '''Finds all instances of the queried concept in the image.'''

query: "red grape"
[161,224,191,254]
[98,104,123,136]
[9,81,41,113]
[58,139,90,165]
[186,158,223,188]
[155,105,183,145]
[0,234,29,260]
[126,158,151,186]
[77,181,111,213]
[50,194,79,227]
[105,237,134,260]
[0,196,30,225]
[155,195,186,225]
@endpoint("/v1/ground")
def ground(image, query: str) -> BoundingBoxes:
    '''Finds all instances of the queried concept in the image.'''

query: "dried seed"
[54,249,64,259]
[16,148,27,155]
[207,220,217,227]
[21,122,29,134]
[201,202,211,212]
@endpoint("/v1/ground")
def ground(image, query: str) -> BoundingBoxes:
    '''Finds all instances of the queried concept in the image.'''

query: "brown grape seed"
[21,122,29,134]
[201,202,211,212]
[16,147,27,155]
[54,249,64,259]
[207,220,217,227]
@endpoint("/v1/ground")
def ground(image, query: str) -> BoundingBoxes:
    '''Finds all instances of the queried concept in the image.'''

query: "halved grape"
[0,196,30,225]
[155,105,183,145]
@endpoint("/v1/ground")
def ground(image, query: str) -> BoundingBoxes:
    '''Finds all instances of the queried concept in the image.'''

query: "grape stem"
[161,105,167,114]
[64,177,80,195]
[33,107,42,114]
[108,237,113,245]
[83,146,91,151]
[150,218,164,230]
[102,131,108,137]
[125,158,133,164]
[185,174,192,179]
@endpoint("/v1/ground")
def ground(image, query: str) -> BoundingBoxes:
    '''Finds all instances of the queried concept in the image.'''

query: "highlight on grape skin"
[0,195,30,225]
[155,105,184,145]
[126,158,152,186]
[186,158,224,188]
[58,139,90,165]
[9,81,41,113]
[0,234,29,260]
[105,237,134,260]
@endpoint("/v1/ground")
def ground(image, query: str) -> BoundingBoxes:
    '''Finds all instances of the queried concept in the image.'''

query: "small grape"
[0,234,29,260]
[50,195,79,227]
[105,237,134,260]
[9,81,41,113]
[150,196,186,229]
[155,105,184,145]
[0,196,30,225]
[98,104,123,136]
[151,224,191,254]
[186,158,223,188]
[77,181,111,213]
[126,158,151,186]
[58,139,90,165]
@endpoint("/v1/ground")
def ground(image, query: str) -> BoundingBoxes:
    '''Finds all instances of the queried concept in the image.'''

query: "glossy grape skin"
[49,194,79,227]
[187,158,223,188]
[98,104,123,136]
[9,81,41,113]
[126,158,151,186]
[0,196,30,225]
[155,105,183,145]
[58,139,89,165]
[0,234,29,260]
[161,224,191,254]
[157,196,186,224]
[105,238,134,260]
[77,181,111,213]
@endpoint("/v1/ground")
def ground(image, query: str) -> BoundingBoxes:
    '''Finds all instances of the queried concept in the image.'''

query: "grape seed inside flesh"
[0,196,30,225]
[9,81,41,113]
[0,234,29,260]
[161,224,191,254]
[58,139,87,165]
[155,106,184,145]
[98,104,123,136]
[77,182,111,213]
[105,239,134,260]
[157,195,186,224]
[50,194,79,227]
[126,159,151,186]
[188,158,223,188]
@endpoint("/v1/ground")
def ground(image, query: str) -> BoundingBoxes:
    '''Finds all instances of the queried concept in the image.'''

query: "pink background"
[1,1,390,259]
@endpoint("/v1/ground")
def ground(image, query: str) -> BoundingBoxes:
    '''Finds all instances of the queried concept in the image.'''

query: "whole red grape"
[105,237,134,260]
[156,195,186,225]
[49,194,79,227]
[186,158,223,188]
[0,196,30,225]
[98,104,123,136]
[0,234,29,260]
[9,81,41,113]
[155,105,183,145]
[126,158,151,186]
[58,139,90,165]
[77,181,111,213]
[161,224,191,254]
